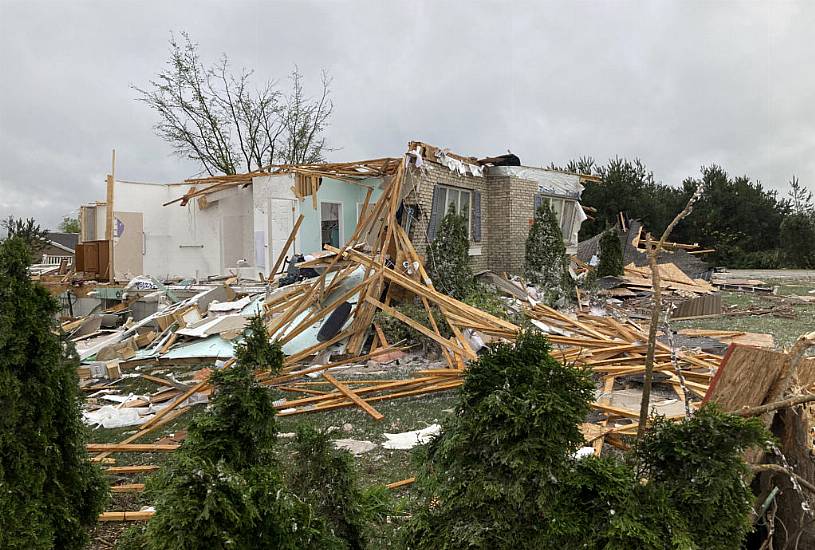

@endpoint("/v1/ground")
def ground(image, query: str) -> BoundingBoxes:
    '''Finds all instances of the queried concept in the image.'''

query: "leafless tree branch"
[133,32,334,175]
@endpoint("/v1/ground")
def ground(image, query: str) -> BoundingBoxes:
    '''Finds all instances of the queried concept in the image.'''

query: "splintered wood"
[259,157,517,418]
[525,303,722,452]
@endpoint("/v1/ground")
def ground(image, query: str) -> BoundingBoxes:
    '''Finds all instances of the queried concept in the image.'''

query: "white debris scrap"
[574,447,596,460]
[333,439,377,455]
[382,424,441,450]
[83,405,153,429]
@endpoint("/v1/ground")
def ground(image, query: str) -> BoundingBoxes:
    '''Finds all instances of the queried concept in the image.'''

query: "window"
[320,202,342,249]
[560,201,576,236]
[439,186,472,230]
[550,198,564,224]
[534,194,578,240]
[429,186,479,242]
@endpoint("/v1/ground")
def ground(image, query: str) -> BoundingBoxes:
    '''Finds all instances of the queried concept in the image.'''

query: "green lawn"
[674,279,815,347]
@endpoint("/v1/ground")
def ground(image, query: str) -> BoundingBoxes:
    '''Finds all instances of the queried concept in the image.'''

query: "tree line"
[560,157,815,269]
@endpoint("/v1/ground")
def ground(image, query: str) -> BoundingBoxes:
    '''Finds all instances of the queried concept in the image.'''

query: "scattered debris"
[382,425,441,450]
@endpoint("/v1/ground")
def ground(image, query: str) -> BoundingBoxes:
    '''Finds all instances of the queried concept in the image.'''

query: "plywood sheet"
[703,344,787,411]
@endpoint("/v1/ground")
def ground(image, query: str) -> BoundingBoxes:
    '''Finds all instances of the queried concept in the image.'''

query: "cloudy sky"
[1,1,813,229]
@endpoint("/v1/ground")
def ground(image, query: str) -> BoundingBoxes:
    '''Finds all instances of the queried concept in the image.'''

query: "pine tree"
[402,329,770,549]
[0,235,107,549]
[635,406,769,550]
[289,426,391,550]
[780,213,815,268]
[403,330,597,548]
[426,206,473,300]
[597,228,624,277]
[121,328,342,549]
[524,204,570,300]
[234,314,284,375]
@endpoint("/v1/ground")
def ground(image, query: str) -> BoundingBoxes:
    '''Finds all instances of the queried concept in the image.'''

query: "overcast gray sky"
[1,0,813,229]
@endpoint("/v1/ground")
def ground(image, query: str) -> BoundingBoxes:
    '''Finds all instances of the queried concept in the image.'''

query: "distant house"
[41,231,78,266]
[77,141,594,280]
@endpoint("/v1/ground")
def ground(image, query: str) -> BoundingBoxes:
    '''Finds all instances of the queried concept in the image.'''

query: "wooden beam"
[98,511,155,522]
[386,477,416,490]
[86,443,179,452]
[268,213,304,281]
[322,372,384,420]
[104,465,160,474]
[110,483,145,493]
[105,173,114,282]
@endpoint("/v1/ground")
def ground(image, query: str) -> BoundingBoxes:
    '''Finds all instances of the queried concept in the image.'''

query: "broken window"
[321,202,342,249]
[560,200,575,235]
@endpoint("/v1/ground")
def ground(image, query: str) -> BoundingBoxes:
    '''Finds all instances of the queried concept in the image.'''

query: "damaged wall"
[405,159,587,275]
[252,174,385,275]
[83,181,254,280]
[405,162,490,273]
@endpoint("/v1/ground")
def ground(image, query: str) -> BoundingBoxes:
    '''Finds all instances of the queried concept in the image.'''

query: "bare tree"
[134,32,334,175]
[637,185,703,439]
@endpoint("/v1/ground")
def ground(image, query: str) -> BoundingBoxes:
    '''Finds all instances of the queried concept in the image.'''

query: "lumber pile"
[524,303,721,452]
[255,158,518,417]
[619,263,716,296]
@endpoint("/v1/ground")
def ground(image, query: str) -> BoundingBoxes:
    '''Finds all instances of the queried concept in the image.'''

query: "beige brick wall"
[486,175,538,274]
[405,161,544,276]
[404,162,489,273]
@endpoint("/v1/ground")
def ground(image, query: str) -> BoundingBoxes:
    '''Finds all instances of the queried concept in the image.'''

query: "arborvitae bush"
[597,228,624,277]
[635,405,769,550]
[234,314,284,374]
[120,329,342,549]
[524,204,570,301]
[0,236,107,550]
[426,206,473,300]
[289,426,392,550]
[402,329,770,550]
[403,330,596,548]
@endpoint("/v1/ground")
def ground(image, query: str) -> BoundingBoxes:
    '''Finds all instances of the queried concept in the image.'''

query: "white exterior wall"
[90,181,255,280]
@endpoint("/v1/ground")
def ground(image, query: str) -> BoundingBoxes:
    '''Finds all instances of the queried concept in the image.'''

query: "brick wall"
[486,175,538,274]
[405,161,549,276]
[405,162,489,273]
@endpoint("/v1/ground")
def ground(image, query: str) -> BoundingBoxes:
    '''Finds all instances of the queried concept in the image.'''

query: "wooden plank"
[105,173,114,282]
[268,213,304,281]
[98,511,155,522]
[322,372,384,420]
[110,483,145,493]
[87,443,179,452]
[373,323,389,348]
[104,465,160,474]
[365,296,477,360]
[386,477,416,490]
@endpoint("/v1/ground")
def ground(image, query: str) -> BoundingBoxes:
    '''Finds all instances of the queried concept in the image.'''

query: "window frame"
[436,185,473,239]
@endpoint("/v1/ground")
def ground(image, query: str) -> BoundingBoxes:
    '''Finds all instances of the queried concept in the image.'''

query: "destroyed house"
[403,141,596,274]
[77,142,593,281]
